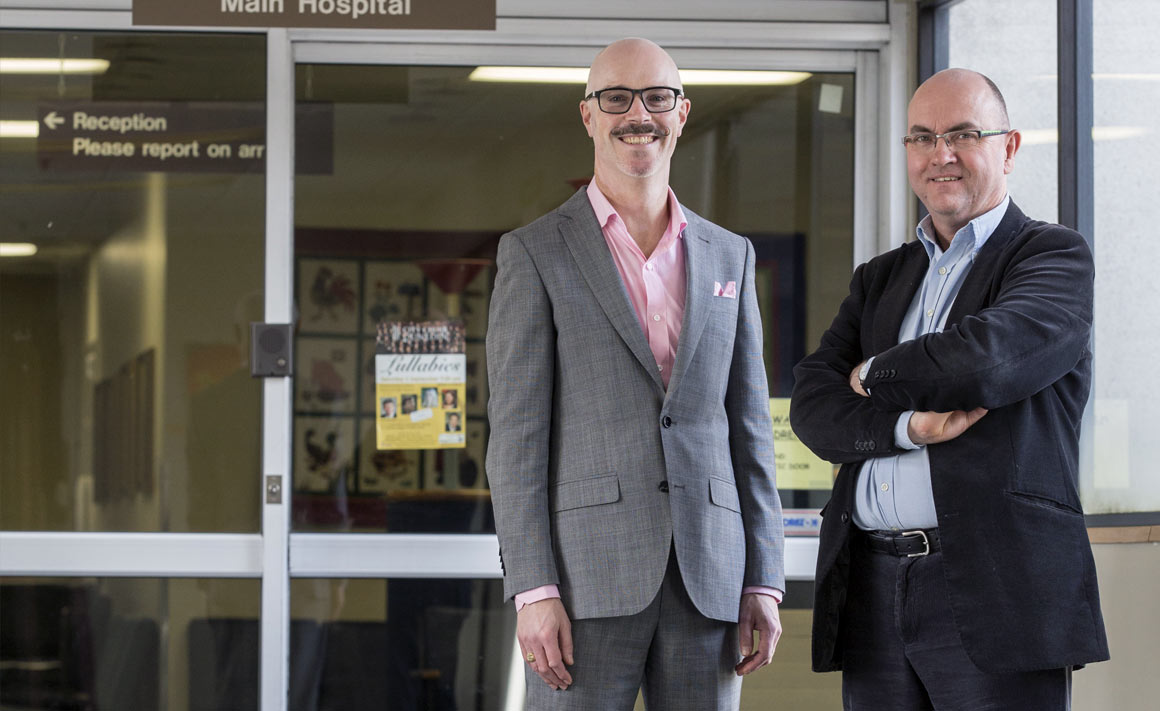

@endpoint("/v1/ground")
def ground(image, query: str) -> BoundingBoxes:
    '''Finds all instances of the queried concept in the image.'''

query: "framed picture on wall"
[293,415,355,494]
[364,261,427,326]
[299,258,360,335]
[358,419,420,493]
[295,337,359,414]
[464,342,487,417]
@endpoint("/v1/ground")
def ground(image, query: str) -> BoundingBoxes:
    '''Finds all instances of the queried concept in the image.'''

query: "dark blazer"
[790,201,1109,674]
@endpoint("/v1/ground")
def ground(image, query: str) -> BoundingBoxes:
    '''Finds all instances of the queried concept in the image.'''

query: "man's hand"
[907,408,988,445]
[735,593,782,676]
[517,598,574,690]
[849,361,869,397]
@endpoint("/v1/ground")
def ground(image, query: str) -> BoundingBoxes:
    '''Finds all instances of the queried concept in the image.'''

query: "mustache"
[611,123,671,138]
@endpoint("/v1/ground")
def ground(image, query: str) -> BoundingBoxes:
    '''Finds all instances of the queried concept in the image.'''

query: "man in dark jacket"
[790,68,1108,710]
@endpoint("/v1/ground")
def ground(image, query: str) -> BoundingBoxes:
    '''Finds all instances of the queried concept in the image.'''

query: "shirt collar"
[586,179,687,240]
[915,194,1010,260]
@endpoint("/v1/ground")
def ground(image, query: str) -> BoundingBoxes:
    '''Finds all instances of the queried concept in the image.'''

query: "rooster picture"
[308,267,356,323]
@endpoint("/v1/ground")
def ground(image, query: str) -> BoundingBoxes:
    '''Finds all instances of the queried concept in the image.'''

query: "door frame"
[0,6,913,711]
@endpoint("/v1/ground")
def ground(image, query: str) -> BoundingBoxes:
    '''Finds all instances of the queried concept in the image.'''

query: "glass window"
[0,31,266,532]
[1084,0,1160,513]
[291,64,854,532]
[948,0,1059,224]
[288,578,839,711]
[0,577,259,711]
[289,577,517,710]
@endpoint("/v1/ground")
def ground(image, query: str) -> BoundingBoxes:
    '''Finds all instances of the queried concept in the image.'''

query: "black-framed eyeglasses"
[583,86,684,114]
[901,129,1011,152]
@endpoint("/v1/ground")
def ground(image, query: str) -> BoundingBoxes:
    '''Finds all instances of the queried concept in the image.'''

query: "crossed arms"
[790,224,1094,460]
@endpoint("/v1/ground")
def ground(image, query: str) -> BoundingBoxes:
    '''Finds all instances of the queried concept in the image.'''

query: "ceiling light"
[0,120,39,138]
[0,58,110,74]
[468,67,812,86]
[680,70,812,85]
[468,67,589,83]
[0,243,38,257]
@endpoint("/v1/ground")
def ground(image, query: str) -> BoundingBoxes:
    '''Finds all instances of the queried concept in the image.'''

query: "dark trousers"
[842,532,1071,711]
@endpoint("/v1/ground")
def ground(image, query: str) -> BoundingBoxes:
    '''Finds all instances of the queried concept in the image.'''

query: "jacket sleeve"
[484,232,560,601]
[789,260,907,464]
[725,239,786,592]
[865,227,1093,413]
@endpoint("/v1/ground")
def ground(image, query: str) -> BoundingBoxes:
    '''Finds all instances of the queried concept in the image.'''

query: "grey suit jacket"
[485,187,784,623]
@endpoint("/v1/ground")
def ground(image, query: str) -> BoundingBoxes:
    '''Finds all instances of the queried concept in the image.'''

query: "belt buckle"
[900,529,930,557]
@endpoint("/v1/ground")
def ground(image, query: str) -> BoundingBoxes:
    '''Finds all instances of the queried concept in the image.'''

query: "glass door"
[285,40,862,710]
[2,25,875,710]
[0,28,271,710]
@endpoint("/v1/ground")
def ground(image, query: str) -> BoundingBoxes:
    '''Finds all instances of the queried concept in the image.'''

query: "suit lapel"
[946,201,1025,326]
[872,244,927,354]
[665,222,711,399]
[558,190,666,393]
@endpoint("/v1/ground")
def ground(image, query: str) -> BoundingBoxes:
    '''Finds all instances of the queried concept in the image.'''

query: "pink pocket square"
[713,281,737,298]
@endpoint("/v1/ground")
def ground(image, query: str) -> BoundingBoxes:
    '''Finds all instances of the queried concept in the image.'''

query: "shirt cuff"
[895,411,921,450]
[514,584,560,611]
[742,586,783,604]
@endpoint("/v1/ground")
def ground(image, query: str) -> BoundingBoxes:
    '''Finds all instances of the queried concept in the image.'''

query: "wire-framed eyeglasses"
[901,129,1011,152]
[583,86,684,114]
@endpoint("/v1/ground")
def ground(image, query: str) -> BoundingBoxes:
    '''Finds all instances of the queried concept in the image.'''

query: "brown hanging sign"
[133,0,496,31]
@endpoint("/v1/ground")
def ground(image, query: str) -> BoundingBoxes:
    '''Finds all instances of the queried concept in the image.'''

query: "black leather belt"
[861,528,941,557]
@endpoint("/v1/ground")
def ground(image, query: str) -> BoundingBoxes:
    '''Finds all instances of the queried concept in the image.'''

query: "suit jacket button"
[841,512,850,523]
[658,480,669,493]
[662,416,673,428]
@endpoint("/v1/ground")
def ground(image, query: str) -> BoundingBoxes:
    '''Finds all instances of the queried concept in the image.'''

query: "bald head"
[912,68,1010,131]
[585,38,683,96]
[905,67,1021,246]
[580,38,691,193]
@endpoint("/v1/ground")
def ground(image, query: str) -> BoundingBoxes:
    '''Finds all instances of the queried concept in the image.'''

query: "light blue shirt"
[852,196,1010,532]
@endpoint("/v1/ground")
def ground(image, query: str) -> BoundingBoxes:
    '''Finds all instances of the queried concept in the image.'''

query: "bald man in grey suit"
[485,39,785,710]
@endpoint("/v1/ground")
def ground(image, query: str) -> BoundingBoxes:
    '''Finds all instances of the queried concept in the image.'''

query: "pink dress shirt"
[514,182,781,609]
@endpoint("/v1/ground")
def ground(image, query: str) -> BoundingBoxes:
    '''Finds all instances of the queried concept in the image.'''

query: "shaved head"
[906,67,1021,244]
[913,68,1010,130]
[579,38,690,198]
[585,38,683,96]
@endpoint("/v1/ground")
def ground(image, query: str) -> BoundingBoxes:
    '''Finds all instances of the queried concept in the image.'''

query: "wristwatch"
[858,359,873,395]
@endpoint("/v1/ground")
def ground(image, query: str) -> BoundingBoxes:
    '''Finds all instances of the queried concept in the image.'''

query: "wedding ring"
[526,651,536,663]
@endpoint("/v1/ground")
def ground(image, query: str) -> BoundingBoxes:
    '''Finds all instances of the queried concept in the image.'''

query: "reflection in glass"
[292,65,854,530]
[290,578,517,711]
[0,577,259,711]
[948,0,1059,223]
[1086,0,1160,513]
[0,31,266,533]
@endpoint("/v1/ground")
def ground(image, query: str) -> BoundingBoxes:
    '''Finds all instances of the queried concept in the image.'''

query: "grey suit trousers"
[524,549,742,711]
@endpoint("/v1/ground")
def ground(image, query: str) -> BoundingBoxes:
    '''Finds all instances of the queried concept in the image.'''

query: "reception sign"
[37,101,333,175]
[133,0,495,30]
[375,321,466,450]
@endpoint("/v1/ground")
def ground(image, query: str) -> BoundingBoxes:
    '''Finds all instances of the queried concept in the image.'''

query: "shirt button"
[926,309,934,317]
[653,314,661,321]
[938,267,947,275]
[657,363,663,371]
[880,483,890,492]
[646,263,655,271]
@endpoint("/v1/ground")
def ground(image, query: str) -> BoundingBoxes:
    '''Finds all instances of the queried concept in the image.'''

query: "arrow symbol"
[43,111,64,130]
